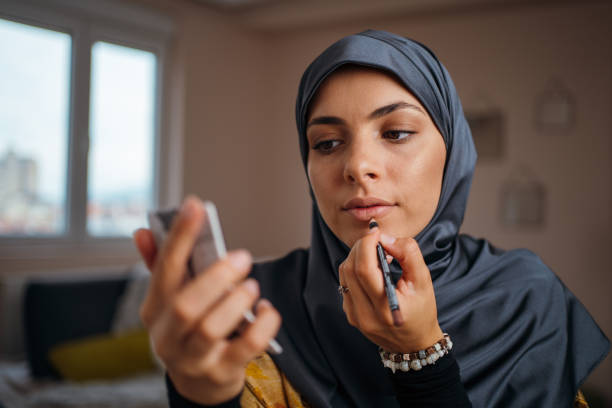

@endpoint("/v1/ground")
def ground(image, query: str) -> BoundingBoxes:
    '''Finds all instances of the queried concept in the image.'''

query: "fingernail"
[380,233,396,246]
[398,279,414,295]
[181,197,198,219]
[243,278,259,295]
[228,250,252,270]
[258,298,272,309]
[406,280,416,294]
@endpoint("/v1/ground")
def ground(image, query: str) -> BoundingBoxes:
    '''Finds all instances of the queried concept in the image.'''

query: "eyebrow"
[369,102,425,119]
[307,101,425,129]
[307,116,346,128]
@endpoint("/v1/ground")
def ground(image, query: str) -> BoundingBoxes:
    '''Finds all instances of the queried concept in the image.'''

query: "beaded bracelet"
[379,333,453,373]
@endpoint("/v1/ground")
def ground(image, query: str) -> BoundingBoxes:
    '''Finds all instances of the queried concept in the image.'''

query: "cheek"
[429,138,447,191]
[416,139,446,210]
[307,160,333,207]
[394,137,446,213]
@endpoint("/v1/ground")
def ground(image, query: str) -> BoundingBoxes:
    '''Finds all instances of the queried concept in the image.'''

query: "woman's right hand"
[133,196,282,405]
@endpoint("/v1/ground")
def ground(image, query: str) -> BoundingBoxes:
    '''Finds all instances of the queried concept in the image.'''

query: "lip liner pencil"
[369,219,403,327]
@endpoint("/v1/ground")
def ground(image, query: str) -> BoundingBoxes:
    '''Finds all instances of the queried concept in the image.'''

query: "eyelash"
[312,140,341,152]
[312,130,415,153]
[383,130,416,141]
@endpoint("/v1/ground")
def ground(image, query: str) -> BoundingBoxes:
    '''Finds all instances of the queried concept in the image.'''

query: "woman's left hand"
[339,228,443,352]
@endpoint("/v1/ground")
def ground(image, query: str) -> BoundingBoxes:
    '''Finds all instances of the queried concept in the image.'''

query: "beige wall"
[3,0,611,401]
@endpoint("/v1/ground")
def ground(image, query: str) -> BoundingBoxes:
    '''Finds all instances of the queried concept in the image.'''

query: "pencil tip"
[368,219,378,229]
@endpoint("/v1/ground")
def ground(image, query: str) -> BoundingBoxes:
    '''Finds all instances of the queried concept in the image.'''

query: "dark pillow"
[24,277,128,379]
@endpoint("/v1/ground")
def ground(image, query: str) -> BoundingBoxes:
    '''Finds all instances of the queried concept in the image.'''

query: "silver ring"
[338,285,349,295]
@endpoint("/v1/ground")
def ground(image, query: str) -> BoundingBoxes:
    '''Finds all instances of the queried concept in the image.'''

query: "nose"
[343,138,381,185]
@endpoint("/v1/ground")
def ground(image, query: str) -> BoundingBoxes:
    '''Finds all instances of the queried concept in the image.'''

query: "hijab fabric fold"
[253,29,609,407]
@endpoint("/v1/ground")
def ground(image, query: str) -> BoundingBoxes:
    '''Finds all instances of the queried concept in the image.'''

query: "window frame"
[0,0,175,259]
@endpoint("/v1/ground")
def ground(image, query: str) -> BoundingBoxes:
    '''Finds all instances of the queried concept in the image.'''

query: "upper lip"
[342,197,394,210]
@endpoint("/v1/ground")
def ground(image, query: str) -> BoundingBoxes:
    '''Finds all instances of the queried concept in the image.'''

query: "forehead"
[307,65,424,118]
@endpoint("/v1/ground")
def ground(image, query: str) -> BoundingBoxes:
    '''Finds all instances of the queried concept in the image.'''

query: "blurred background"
[0,0,610,406]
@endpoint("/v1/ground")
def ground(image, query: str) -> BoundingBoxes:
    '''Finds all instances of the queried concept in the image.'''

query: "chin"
[336,226,369,248]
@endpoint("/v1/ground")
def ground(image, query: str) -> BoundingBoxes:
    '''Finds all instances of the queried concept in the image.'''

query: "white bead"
[418,350,427,359]
[431,352,439,362]
[384,360,392,368]
[438,350,445,358]
[410,359,422,371]
[400,361,410,372]
[426,355,435,365]
[447,340,453,350]
[421,358,427,366]
[434,343,442,351]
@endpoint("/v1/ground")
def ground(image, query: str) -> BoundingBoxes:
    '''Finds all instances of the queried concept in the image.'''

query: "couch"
[0,264,167,408]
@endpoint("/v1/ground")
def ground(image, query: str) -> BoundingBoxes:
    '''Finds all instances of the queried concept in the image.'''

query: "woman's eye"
[313,139,341,152]
[383,130,415,141]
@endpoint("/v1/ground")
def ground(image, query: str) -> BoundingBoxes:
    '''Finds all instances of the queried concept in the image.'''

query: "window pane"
[0,19,71,236]
[88,42,156,237]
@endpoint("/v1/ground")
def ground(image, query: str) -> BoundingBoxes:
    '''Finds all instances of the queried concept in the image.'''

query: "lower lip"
[345,205,394,221]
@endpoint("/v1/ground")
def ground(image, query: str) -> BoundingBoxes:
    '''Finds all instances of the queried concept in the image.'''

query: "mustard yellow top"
[240,353,589,408]
[241,353,310,408]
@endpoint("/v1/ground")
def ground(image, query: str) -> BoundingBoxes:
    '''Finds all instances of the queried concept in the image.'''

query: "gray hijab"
[255,29,609,408]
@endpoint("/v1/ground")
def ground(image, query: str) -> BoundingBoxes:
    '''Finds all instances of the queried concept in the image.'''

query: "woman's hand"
[338,227,442,353]
[133,196,281,405]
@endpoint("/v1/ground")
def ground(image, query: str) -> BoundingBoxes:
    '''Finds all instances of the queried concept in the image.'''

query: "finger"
[176,250,252,328]
[223,299,281,367]
[152,250,253,346]
[152,196,205,298]
[195,278,260,343]
[341,238,379,322]
[338,260,357,326]
[133,228,157,271]
[352,233,402,327]
[379,235,431,291]
[350,231,386,304]
[172,279,260,378]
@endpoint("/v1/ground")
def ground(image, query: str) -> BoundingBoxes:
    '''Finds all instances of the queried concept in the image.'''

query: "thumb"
[133,228,158,271]
[379,234,431,291]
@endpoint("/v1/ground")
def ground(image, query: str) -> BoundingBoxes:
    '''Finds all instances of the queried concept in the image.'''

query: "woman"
[133,30,609,407]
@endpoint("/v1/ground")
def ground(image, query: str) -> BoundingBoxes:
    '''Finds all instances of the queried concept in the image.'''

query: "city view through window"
[88,41,156,237]
[0,18,156,237]
[0,19,70,235]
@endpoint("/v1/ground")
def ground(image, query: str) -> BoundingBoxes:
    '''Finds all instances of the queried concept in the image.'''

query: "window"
[88,42,156,236]
[0,19,71,235]
[0,0,174,256]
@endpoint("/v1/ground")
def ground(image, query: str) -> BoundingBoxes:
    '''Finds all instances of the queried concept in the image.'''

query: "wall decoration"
[466,109,505,161]
[500,165,547,228]
[465,91,505,161]
[534,78,575,133]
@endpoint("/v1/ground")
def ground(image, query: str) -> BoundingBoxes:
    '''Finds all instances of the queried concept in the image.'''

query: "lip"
[342,197,396,222]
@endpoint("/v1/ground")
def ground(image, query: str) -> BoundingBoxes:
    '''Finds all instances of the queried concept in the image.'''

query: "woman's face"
[306,67,446,247]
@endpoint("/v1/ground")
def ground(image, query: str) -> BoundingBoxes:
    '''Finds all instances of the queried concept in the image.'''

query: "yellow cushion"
[48,328,156,381]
